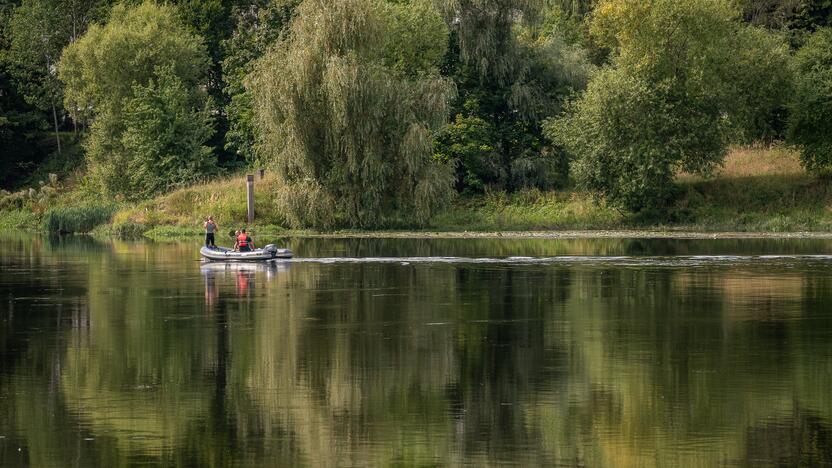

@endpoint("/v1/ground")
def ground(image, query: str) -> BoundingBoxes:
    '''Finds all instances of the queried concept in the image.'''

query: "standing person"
[203,216,218,247]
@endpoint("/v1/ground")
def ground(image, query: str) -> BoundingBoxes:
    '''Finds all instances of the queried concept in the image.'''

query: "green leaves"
[221,0,299,163]
[434,114,500,193]
[551,0,793,213]
[122,67,216,200]
[788,27,832,175]
[60,1,209,121]
[251,0,455,228]
[59,1,214,199]
[383,0,448,77]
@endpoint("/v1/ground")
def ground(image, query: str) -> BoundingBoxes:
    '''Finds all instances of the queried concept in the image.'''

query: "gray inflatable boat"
[200,244,293,262]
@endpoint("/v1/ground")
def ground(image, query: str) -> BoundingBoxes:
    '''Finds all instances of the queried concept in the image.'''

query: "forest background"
[2,0,832,235]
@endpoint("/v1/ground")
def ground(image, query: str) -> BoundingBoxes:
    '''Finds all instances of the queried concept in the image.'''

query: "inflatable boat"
[200,244,293,262]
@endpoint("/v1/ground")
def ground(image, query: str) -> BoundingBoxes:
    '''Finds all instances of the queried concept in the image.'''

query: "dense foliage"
[251,0,455,228]
[121,67,216,199]
[221,0,299,164]
[59,1,214,199]
[789,27,832,174]
[550,0,794,212]
[3,0,832,226]
[435,0,593,192]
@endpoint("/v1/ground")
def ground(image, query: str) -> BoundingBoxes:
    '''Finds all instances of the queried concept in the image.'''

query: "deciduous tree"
[121,66,216,199]
[436,0,592,192]
[788,27,832,175]
[251,0,455,227]
[60,1,214,197]
[221,0,298,165]
[550,0,792,212]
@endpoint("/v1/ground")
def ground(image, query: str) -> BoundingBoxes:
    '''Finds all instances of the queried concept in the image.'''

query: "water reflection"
[200,261,289,301]
[1,234,832,466]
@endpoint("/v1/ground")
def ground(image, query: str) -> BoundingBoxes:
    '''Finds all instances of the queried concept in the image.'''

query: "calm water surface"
[1,234,832,466]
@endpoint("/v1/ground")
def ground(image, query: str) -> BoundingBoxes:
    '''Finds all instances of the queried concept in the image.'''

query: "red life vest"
[237,233,248,247]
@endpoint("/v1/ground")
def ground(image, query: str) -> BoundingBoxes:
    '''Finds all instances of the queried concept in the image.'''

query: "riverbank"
[126,226,832,240]
[3,146,832,237]
[119,146,832,236]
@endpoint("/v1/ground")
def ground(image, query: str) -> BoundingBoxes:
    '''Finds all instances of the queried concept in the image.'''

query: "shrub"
[788,27,832,174]
[41,203,118,233]
[548,68,725,212]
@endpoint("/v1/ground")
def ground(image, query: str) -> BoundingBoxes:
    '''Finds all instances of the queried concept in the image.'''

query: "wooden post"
[246,174,255,225]
[258,168,265,180]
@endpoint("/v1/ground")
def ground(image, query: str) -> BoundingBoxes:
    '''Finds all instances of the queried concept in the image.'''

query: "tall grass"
[41,202,118,233]
[0,209,40,230]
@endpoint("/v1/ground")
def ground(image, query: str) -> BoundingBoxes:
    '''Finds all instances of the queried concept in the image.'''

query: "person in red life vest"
[236,228,255,252]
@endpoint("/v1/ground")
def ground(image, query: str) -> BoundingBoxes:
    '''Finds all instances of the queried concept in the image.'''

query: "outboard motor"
[263,244,278,258]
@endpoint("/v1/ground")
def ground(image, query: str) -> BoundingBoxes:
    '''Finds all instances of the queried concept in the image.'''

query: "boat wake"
[288,254,832,266]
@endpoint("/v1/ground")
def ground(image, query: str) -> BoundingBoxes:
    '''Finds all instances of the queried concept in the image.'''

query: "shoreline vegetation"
[5,1,832,242]
[4,146,832,240]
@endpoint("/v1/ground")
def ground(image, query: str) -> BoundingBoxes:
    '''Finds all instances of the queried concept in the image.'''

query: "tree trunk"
[45,54,62,154]
[51,98,62,155]
[72,101,78,138]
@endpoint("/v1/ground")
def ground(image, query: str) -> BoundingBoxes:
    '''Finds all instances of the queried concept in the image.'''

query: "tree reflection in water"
[1,234,832,466]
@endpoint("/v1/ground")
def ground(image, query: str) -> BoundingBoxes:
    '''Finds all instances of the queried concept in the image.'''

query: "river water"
[1,233,832,466]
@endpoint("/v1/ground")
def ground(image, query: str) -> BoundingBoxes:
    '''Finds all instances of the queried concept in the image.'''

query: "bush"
[788,28,832,174]
[41,203,118,233]
[548,68,725,212]
[121,66,216,199]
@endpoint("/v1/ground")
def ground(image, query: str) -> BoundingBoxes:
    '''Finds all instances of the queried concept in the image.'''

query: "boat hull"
[200,245,293,262]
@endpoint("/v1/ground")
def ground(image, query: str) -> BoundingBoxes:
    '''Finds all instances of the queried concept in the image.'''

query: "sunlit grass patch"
[719,144,804,177]
[674,146,832,231]
[430,189,624,231]
[0,209,40,230]
[113,172,287,229]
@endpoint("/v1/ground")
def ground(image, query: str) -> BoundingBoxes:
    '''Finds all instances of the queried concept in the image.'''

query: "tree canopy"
[5,0,832,225]
[59,1,214,198]
[251,0,455,228]
[789,27,832,175]
[549,0,794,212]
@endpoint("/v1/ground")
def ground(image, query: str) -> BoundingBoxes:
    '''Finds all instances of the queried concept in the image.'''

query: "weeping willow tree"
[434,0,592,191]
[440,0,541,82]
[250,0,455,228]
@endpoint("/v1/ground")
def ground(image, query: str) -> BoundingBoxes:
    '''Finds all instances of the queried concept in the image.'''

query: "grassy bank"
[3,146,832,237]
[106,146,832,236]
[675,146,832,231]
